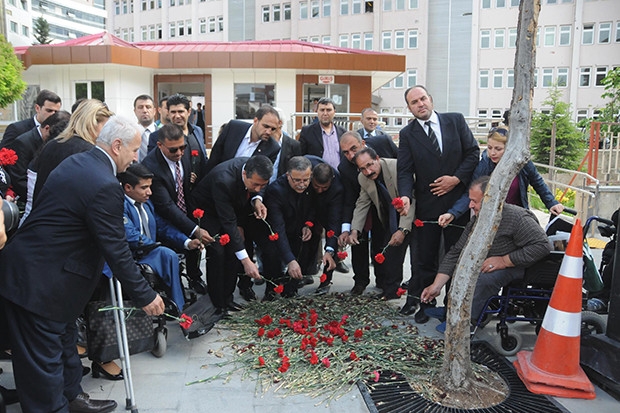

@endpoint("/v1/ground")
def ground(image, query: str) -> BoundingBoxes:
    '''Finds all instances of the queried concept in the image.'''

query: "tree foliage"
[530,85,585,170]
[0,35,27,108]
[599,67,620,124]
[33,17,52,45]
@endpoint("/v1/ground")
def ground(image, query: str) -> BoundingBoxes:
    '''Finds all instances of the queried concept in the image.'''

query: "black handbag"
[86,301,154,362]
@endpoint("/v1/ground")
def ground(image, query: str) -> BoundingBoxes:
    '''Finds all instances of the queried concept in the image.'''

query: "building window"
[169,0,174,6]
[381,81,391,89]
[479,70,489,88]
[579,67,591,87]
[311,0,319,18]
[596,67,607,86]
[149,25,156,39]
[199,18,206,33]
[394,74,404,88]
[351,33,361,49]
[178,21,184,36]
[557,67,568,87]
[478,109,489,128]
[339,34,349,48]
[352,0,361,14]
[235,84,276,119]
[396,0,405,10]
[616,22,620,42]
[547,0,557,3]
[208,17,215,32]
[322,36,331,45]
[273,5,281,21]
[511,0,520,6]
[75,81,105,102]
[141,0,147,10]
[482,0,491,8]
[533,68,538,87]
[141,26,147,40]
[576,109,588,124]
[380,108,390,126]
[157,24,162,39]
[364,32,373,50]
[542,68,553,87]
[187,20,192,35]
[544,26,555,47]
[365,0,373,12]
[169,22,176,38]
[323,0,331,17]
[409,0,418,8]
[310,36,320,43]
[559,25,571,46]
[382,31,391,50]
[218,16,224,31]
[480,30,490,48]
[300,2,308,19]
[284,3,291,20]
[496,0,506,7]
[493,69,503,88]
[340,0,348,15]
[9,21,18,33]
[115,1,120,14]
[582,24,594,44]
[408,30,418,48]
[407,69,417,87]
[22,25,30,37]
[508,28,517,48]
[536,27,540,46]
[262,6,270,22]
[383,0,391,11]
[507,69,514,88]
[599,22,611,44]
[494,29,505,48]
[395,30,405,49]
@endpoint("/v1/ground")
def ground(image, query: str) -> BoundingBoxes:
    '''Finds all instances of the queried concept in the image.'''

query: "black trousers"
[2,297,82,413]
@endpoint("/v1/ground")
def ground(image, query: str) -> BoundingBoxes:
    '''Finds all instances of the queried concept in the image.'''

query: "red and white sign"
[318,75,335,84]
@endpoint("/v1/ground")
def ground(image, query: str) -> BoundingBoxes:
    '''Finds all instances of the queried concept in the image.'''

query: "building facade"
[107,0,620,126]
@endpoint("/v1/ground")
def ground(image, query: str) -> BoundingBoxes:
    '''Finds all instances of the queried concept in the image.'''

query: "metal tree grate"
[357,341,569,413]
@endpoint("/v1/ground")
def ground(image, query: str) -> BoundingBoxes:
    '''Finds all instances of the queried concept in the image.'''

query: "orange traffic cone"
[514,219,596,399]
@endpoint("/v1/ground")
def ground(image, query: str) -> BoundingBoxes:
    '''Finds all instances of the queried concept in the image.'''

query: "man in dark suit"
[349,148,414,299]
[397,85,479,323]
[0,89,62,149]
[205,105,281,175]
[5,110,71,201]
[258,156,336,301]
[0,116,164,413]
[191,156,272,311]
[299,97,346,169]
[271,111,301,181]
[133,94,158,161]
[142,123,211,294]
[118,163,203,310]
[357,108,398,158]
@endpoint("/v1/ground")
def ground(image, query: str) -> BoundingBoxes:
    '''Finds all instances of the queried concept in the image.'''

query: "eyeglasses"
[489,127,508,137]
[162,143,187,153]
[288,175,311,185]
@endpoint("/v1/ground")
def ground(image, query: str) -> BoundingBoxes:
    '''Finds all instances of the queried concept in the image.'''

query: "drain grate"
[357,341,569,413]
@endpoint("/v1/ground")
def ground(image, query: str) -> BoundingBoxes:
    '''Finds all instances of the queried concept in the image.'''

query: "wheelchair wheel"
[581,311,606,337]
[151,327,168,358]
[494,332,523,357]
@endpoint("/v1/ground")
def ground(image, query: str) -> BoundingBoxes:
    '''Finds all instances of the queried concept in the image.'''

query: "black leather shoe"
[189,278,208,295]
[334,261,349,273]
[91,362,123,381]
[227,301,245,312]
[0,385,19,405]
[239,287,257,302]
[68,392,117,413]
[414,307,430,324]
[350,284,366,296]
[82,366,91,376]
[253,277,265,286]
[399,301,418,316]
[313,284,331,295]
[400,279,410,289]
[300,275,315,286]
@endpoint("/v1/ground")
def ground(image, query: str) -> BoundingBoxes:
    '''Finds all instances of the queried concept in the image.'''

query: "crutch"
[108,276,139,413]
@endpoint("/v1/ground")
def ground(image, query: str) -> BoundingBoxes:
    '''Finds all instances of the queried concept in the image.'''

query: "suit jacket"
[0,118,35,149]
[6,128,44,199]
[0,148,156,322]
[338,158,362,225]
[299,122,347,158]
[397,112,479,220]
[205,120,280,175]
[357,128,399,159]
[352,158,414,233]
[276,134,302,177]
[190,157,256,253]
[141,147,200,236]
[305,155,342,250]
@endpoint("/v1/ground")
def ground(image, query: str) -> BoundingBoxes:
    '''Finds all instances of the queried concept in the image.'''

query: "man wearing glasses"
[142,123,213,295]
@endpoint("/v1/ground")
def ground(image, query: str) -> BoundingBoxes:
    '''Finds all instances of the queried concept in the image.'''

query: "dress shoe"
[227,301,245,312]
[300,275,315,286]
[400,279,410,289]
[91,362,124,381]
[253,277,265,286]
[189,278,208,295]
[334,261,349,273]
[68,392,117,413]
[424,307,447,322]
[414,307,430,324]
[0,385,19,405]
[350,284,366,296]
[399,301,418,316]
[313,284,331,295]
[82,366,91,376]
[239,287,257,302]
[77,344,88,358]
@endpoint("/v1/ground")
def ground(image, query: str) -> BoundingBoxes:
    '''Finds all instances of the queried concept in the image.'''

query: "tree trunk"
[438,0,541,391]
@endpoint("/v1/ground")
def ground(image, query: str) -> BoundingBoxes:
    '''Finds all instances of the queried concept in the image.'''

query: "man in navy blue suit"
[118,163,203,309]
[357,108,398,159]
[0,116,164,413]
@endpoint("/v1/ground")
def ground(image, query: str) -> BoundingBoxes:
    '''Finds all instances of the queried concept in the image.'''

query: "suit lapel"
[413,121,441,158]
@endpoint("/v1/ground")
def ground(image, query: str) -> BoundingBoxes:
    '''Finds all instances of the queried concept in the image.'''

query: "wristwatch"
[398,227,411,236]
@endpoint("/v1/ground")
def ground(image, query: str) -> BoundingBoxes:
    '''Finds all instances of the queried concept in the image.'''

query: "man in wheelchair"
[421,176,552,325]
[117,163,202,310]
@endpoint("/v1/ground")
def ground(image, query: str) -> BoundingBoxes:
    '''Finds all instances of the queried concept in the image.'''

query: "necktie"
[175,161,186,213]
[139,129,150,160]
[376,178,398,234]
[425,121,441,154]
[135,202,152,239]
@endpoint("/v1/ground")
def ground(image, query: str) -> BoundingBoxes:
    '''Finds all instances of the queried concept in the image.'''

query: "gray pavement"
[2,209,619,412]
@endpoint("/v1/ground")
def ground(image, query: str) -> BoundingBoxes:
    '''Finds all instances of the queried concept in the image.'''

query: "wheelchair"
[472,213,614,356]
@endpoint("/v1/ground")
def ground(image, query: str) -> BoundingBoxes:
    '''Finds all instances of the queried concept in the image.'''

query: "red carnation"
[322,357,331,368]
[179,314,193,329]
[192,208,204,219]
[268,233,279,241]
[305,221,314,228]
[326,230,335,238]
[218,234,230,246]
[391,197,404,209]
[336,251,348,260]
[191,149,199,157]
[396,287,407,297]
[354,329,363,338]
[274,284,284,294]
[414,219,424,227]
[374,253,385,264]
[257,327,265,337]
[309,352,319,365]
[319,273,327,283]
[258,356,265,366]
[0,148,18,166]
[350,351,359,361]
[278,364,289,373]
